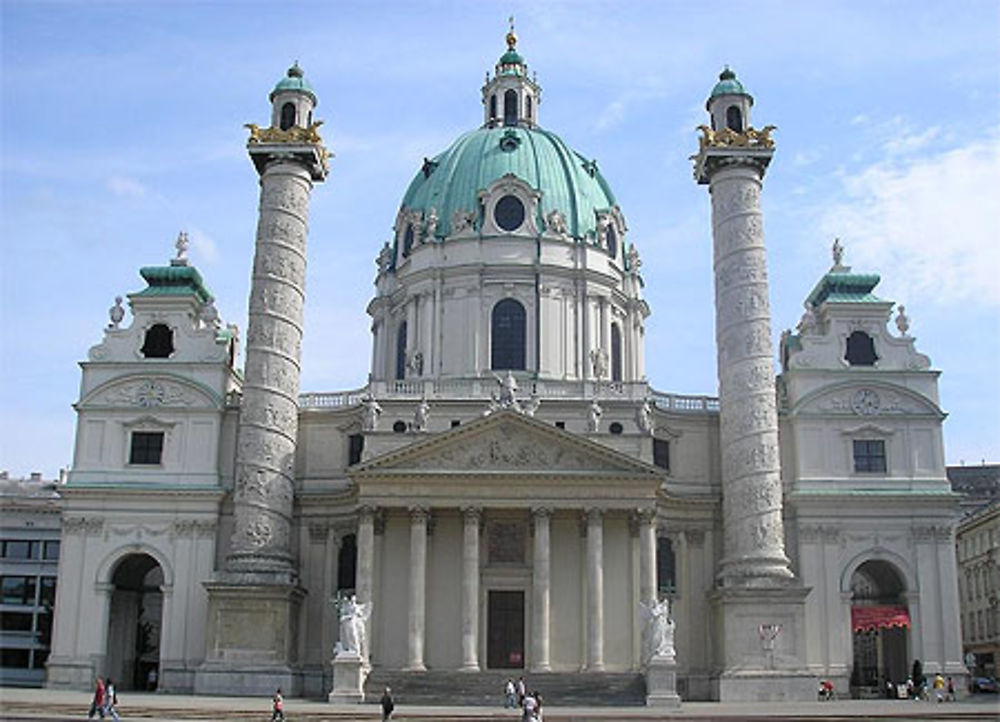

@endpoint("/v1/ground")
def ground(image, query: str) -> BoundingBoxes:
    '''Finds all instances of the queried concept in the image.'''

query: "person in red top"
[87,677,105,719]
[270,688,285,721]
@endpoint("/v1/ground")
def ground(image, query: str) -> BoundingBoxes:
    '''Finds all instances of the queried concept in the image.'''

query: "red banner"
[851,605,910,632]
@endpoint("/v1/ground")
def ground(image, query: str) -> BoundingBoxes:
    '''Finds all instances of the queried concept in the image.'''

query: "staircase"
[363,669,647,707]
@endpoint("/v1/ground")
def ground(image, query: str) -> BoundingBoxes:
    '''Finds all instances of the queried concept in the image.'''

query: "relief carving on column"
[308,522,328,543]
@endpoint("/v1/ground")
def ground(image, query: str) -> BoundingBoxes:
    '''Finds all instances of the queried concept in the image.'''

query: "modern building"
[44,30,966,702]
[0,472,63,687]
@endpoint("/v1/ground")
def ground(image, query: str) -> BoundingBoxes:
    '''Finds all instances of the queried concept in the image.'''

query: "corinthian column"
[461,507,481,671]
[585,507,605,671]
[638,508,657,606]
[532,507,552,672]
[406,507,428,670]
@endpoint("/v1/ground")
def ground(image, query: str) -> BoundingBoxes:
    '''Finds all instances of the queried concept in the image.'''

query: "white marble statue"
[831,237,845,269]
[545,209,567,237]
[522,393,540,418]
[361,394,382,432]
[425,207,439,239]
[175,230,189,264]
[587,399,602,432]
[376,242,392,273]
[200,298,219,328]
[334,595,371,660]
[413,398,430,432]
[639,598,676,662]
[636,399,653,435]
[590,347,608,379]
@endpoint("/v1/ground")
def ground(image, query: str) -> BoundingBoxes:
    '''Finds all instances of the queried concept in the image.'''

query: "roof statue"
[173,230,189,266]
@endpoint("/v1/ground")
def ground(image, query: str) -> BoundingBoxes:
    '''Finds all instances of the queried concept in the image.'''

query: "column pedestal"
[329,652,366,704]
[646,655,682,708]
[710,586,815,701]
[194,582,305,695]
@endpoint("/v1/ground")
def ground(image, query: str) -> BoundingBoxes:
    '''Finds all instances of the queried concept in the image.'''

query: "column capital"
[461,506,483,523]
[584,507,604,524]
[532,506,554,520]
[636,507,658,524]
[358,504,378,521]
[409,506,430,523]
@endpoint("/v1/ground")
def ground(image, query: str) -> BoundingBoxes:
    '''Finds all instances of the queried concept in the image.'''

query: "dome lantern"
[706,66,753,133]
[481,18,541,129]
[269,62,318,131]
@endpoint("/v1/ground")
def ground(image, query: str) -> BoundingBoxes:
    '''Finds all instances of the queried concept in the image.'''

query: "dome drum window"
[479,175,541,237]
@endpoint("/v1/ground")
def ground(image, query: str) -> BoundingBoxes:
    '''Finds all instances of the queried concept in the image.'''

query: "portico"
[347,411,663,673]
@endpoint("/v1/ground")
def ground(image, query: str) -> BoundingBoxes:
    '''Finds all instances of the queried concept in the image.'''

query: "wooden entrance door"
[487,590,524,669]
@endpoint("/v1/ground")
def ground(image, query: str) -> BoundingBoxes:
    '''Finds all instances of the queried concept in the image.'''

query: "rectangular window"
[32,649,49,669]
[653,438,670,471]
[853,439,886,473]
[0,648,31,668]
[0,611,34,632]
[1,576,37,605]
[129,431,164,465]
[39,577,56,607]
[2,540,34,559]
[347,434,364,466]
[42,541,60,561]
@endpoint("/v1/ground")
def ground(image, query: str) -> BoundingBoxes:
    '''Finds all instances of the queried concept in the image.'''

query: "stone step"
[363,669,647,707]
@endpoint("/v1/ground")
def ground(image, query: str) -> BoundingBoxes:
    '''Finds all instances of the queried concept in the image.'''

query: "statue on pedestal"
[639,598,676,663]
[334,594,371,662]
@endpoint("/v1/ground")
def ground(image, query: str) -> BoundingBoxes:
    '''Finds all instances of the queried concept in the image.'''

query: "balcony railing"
[299,378,718,413]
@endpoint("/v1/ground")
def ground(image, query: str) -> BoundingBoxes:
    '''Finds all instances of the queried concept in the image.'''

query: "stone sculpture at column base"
[329,651,366,704]
[646,655,682,708]
[710,585,816,701]
[194,582,305,696]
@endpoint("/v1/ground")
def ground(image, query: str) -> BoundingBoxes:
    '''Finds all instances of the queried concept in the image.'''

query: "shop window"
[129,431,164,465]
[853,439,887,473]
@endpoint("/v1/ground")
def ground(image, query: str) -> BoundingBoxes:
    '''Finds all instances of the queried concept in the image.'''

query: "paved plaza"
[1,687,998,721]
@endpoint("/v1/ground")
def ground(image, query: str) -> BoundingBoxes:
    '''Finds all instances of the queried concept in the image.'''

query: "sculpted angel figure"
[636,399,653,435]
[587,399,602,433]
[361,393,382,431]
[546,209,568,236]
[425,207,439,240]
[412,398,430,432]
[490,371,521,412]
[334,594,371,660]
[639,598,676,662]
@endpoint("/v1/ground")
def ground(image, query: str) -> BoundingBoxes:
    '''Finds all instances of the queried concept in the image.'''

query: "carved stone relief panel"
[487,520,526,564]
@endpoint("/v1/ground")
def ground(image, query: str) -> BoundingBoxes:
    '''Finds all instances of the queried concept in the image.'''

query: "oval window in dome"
[494,195,525,232]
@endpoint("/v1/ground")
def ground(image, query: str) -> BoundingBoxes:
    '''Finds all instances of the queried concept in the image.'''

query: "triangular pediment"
[354,410,661,478]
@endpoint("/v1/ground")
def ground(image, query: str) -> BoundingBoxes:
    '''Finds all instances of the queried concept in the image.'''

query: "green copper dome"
[270,63,317,104]
[708,67,752,107]
[399,125,617,240]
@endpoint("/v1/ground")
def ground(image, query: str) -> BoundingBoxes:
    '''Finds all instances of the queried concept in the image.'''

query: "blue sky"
[1,0,998,477]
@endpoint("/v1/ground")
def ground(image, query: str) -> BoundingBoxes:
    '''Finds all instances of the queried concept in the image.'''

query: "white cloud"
[188,226,220,264]
[107,175,147,198]
[883,125,941,156]
[819,132,1000,307]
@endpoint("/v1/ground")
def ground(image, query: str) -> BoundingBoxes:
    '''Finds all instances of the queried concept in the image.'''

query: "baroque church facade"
[45,31,965,702]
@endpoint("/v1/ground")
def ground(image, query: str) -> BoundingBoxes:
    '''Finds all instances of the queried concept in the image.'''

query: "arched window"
[503,89,518,127]
[657,537,676,594]
[610,323,622,382]
[491,298,526,370]
[141,324,174,358]
[395,322,407,380]
[606,223,618,258]
[845,331,878,366]
[726,105,743,132]
[402,225,414,258]
[280,102,296,131]
[526,95,533,122]
[337,534,357,591]
[489,94,497,122]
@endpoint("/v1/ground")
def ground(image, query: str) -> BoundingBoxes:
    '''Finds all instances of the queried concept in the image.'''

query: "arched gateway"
[849,559,909,694]
[106,553,164,691]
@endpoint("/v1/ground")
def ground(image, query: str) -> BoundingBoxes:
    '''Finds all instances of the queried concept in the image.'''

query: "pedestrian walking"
[103,678,120,721]
[516,676,526,707]
[270,688,285,721]
[87,677,105,719]
[503,678,517,708]
[946,675,956,701]
[380,686,394,721]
